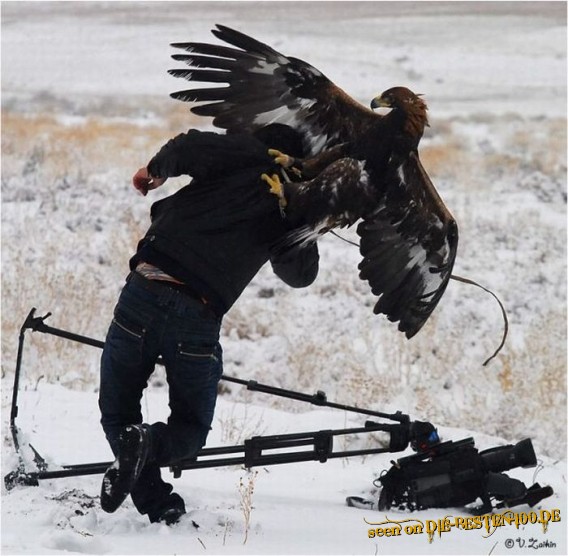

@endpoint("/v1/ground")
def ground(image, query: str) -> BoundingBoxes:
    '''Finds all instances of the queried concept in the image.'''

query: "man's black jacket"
[130,129,319,315]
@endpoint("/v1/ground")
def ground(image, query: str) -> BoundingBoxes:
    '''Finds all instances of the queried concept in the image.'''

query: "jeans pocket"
[176,341,223,381]
[176,342,219,363]
[112,315,145,340]
[108,310,147,366]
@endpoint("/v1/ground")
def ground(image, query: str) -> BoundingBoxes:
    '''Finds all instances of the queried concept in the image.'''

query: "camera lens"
[479,438,536,473]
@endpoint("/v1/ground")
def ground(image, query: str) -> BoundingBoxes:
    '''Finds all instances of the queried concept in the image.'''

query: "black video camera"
[377,437,553,514]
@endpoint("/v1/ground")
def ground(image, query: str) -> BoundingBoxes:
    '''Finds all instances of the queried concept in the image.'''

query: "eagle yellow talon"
[268,149,293,168]
[261,173,288,208]
[268,148,302,178]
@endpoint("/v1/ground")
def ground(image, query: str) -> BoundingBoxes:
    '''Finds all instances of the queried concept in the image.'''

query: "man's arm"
[132,131,201,196]
[133,129,272,195]
[269,242,319,288]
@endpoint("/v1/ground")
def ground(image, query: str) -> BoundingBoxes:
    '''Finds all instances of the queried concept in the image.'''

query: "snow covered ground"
[1,2,566,555]
[2,383,566,555]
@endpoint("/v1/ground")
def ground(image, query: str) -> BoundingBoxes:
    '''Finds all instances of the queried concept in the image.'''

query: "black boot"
[101,424,151,513]
[149,492,187,525]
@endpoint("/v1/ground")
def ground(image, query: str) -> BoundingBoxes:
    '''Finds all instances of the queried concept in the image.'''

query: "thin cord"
[450,274,509,366]
[329,230,360,248]
[329,230,509,366]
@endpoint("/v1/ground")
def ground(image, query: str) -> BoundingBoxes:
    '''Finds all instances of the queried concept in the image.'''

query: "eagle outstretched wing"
[357,152,458,338]
[169,25,379,156]
[168,25,458,337]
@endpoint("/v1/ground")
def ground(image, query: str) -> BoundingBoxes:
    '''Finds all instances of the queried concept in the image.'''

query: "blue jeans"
[99,273,223,519]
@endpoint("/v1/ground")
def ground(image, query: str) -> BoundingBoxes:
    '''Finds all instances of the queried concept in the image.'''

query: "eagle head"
[371,87,429,136]
[370,87,425,110]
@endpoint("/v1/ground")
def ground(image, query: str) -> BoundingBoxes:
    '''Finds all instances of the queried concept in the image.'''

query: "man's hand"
[132,167,167,196]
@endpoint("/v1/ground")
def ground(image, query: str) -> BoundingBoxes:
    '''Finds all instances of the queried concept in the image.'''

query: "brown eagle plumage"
[168,25,458,338]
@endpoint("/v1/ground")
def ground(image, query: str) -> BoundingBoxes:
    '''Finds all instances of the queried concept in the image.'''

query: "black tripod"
[6,308,436,490]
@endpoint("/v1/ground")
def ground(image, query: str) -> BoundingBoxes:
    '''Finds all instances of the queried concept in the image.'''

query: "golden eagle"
[168,25,458,339]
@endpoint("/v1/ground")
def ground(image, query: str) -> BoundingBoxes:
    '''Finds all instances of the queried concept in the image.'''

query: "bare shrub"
[217,401,267,445]
[238,470,258,544]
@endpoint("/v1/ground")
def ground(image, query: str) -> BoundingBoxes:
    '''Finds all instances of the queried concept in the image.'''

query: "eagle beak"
[370,95,391,110]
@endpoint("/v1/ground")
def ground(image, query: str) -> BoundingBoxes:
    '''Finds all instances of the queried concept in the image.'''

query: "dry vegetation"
[2,106,201,182]
[2,108,566,459]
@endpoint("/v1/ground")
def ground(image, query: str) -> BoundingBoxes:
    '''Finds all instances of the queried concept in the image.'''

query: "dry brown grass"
[2,106,203,182]
[2,110,565,458]
[421,116,567,192]
[421,141,468,179]
[1,107,208,387]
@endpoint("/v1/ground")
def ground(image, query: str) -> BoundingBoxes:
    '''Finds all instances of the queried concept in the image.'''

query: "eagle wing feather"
[168,26,458,337]
[357,153,458,338]
[169,25,380,156]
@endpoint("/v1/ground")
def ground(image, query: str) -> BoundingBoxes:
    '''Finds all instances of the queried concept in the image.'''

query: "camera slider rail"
[5,308,433,490]
[5,421,406,490]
